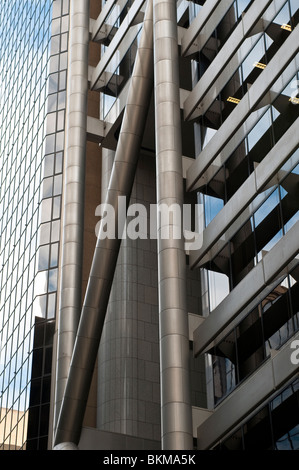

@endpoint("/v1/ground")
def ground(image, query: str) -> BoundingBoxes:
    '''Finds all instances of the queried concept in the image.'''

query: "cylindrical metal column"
[53,0,154,447]
[153,0,193,449]
[54,0,90,432]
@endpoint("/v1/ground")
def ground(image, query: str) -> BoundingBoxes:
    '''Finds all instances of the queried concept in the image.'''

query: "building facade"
[0,0,299,451]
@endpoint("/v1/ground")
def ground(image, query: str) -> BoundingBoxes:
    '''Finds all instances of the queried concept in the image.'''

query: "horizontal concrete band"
[184,0,275,121]
[91,0,146,90]
[186,23,299,191]
[193,219,299,357]
[196,331,299,450]
[193,158,299,270]
[189,116,299,269]
[182,0,233,57]
[190,0,287,121]
[92,0,117,41]
[86,115,104,142]
[203,257,299,352]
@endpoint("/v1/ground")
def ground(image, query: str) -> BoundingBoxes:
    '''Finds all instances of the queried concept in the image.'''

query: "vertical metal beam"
[153,0,193,450]
[54,0,90,433]
[53,0,154,447]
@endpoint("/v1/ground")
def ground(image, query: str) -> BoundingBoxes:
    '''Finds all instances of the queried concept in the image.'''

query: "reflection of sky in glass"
[247,108,272,151]
[0,0,52,415]
[202,127,217,150]
[291,163,299,174]
[208,270,230,312]
[0,325,34,410]
[241,35,265,81]
[272,2,291,27]
[272,380,299,450]
[281,74,297,99]
[236,0,252,16]
[254,188,279,227]
[275,425,299,450]
[204,194,224,227]
[285,211,299,232]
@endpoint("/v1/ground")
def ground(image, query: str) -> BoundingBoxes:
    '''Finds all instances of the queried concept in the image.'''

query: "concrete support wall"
[196,331,299,449]
[97,151,160,441]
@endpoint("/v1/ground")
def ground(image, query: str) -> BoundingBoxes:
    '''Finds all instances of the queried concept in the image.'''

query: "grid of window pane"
[0,0,68,450]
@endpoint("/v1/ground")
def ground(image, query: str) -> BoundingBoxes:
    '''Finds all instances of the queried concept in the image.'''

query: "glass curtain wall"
[191,0,299,413]
[0,0,69,450]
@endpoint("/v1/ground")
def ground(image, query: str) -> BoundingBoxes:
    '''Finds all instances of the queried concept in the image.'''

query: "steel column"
[54,0,90,434]
[153,0,193,450]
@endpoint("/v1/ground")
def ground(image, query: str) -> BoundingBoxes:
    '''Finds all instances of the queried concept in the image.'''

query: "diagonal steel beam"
[53,0,154,447]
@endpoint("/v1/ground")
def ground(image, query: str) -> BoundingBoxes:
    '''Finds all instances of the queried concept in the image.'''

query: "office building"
[0,0,298,451]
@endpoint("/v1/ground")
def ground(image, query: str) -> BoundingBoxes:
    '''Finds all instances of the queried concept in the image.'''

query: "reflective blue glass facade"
[0,0,69,450]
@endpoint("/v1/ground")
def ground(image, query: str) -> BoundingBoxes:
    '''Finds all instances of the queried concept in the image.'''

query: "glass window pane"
[52,196,61,219]
[48,269,57,292]
[243,406,272,449]
[34,271,48,296]
[32,295,47,319]
[53,174,62,196]
[40,198,52,223]
[254,188,283,261]
[204,194,224,226]
[237,305,265,381]
[208,270,230,311]
[212,353,236,404]
[263,277,293,354]
[39,223,51,245]
[280,165,299,233]
[247,108,272,152]
[42,177,53,198]
[37,245,50,271]
[242,36,266,82]
[273,3,291,27]
[271,380,299,450]
[47,293,56,319]
[50,243,58,268]
[43,154,54,177]
[55,152,63,174]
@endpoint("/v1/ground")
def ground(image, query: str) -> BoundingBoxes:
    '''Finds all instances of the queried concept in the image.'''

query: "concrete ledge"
[203,258,299,352]
[186,24,299,191]
[187,25,299,191]
[188,312,205,341]
[92,0,117,41]
[184,0,275,121]
[181,0,226,57]
[188,0,287,121]
[91,0,146,89]
[192,407,213,438]
[193,220,299,356]
[189,117,299,269]
[87,116,104,143]
[196,332,299,450]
